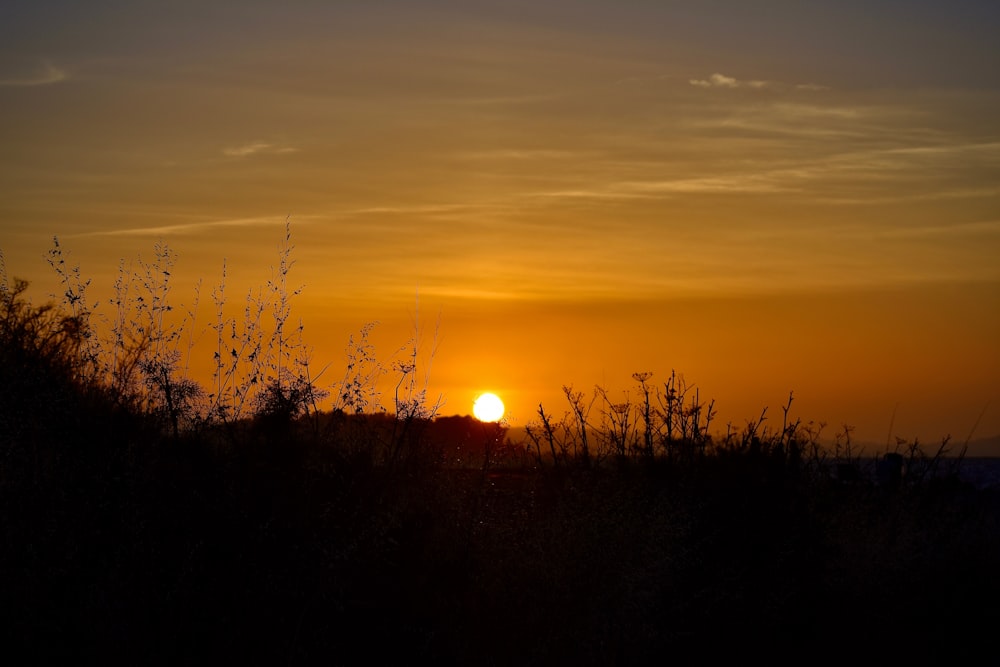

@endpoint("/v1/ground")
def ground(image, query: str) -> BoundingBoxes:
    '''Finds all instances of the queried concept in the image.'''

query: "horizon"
[2,1,998,445]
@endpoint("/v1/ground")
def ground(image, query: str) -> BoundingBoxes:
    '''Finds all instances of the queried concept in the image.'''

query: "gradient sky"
[2,1,999,446]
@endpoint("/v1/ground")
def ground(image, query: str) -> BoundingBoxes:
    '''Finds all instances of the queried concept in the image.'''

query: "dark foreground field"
[3,423,999,666]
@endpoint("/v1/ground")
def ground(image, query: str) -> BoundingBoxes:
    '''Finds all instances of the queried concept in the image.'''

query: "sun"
[473,392,505,422]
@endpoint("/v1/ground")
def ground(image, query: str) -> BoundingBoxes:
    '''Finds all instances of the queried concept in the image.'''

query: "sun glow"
[472,392,505,422]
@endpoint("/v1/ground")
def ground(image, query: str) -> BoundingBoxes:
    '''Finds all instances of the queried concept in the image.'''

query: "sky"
[2,0,999,447]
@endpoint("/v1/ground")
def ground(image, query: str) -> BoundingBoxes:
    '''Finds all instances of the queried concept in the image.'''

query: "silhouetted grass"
[2,235,998,665]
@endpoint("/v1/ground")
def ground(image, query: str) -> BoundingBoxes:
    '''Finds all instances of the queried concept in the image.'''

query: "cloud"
[0,62,68,87]
[528,188,651,201]
[529,173,794,201]
[689,73,764,89]
[70,216,301,238]
[873,219,1000,239]
[456,149,581,161]
[222,142,298,158]
[769,103,860,119]
[689,73,825,91]
[515,135,1000,208]
[347,203,489,217]
[621,175,792,195]
[817,186,1000,206]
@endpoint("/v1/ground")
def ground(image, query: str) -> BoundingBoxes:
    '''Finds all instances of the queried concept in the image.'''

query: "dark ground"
[3,433,999,666]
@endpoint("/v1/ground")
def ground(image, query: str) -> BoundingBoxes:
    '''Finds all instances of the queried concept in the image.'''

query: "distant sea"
[835,456,1000,490]
[954,457,1000,490]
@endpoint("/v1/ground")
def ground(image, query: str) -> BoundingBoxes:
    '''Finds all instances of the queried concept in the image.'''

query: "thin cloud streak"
[690,73,766,88]
[0,62,68,87]
[620,176,793,195]
[222,142,298,158]
[818,187,1000,206]
[525,138,1000,203]
[68,216,306,238]
[455,149,585,161]
[873,219,1000,239]
[688,72,825,91]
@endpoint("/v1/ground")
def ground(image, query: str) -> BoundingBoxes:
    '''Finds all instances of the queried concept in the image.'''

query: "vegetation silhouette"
[1,229,998,664]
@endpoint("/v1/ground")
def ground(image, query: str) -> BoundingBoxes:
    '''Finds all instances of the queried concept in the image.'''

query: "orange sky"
[2,1,999,446]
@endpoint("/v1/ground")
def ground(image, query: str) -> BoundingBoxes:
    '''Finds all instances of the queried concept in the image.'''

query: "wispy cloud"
[873,219,1000,239]
[818,186,1000,206]
[620,175,793,195]
[768,103,861,119]
[529,172,798,201]
[689,73,767,89]
[456,149,582,161]
[0,61,68,87]
[689,73,826,91]
[70,216,302,238]
[222,142,298,158]
[881,141,1000,158]
[345,203,492,218]
[529,188,651,201]
[438,93,559,107]
[526,139,1000,204]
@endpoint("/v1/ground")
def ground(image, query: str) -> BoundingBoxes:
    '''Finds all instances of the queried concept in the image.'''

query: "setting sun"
[472,393,505,422]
